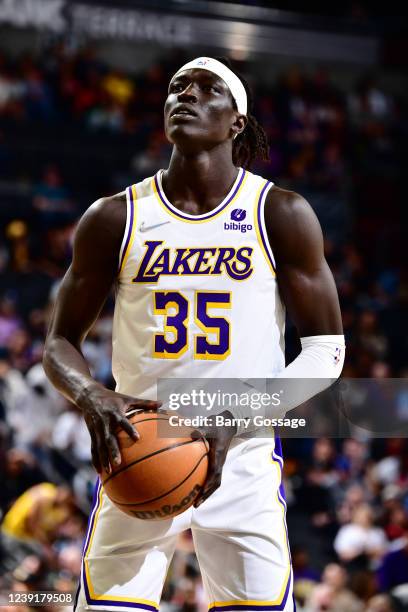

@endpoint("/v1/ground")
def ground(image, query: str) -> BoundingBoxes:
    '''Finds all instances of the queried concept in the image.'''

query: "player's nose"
[177,83,198,104]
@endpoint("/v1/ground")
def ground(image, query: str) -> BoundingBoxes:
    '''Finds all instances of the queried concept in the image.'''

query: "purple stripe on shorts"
[209,574,291,612]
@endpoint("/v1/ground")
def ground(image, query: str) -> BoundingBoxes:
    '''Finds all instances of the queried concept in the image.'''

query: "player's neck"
[162,146,239,215]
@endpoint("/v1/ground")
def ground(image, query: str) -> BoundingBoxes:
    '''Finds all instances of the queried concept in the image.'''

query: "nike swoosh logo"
[139,221,171,233]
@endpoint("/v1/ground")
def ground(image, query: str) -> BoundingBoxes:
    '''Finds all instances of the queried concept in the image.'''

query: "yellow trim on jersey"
[208,601,288,609]
[119,184,137,274]
[253,180,276,277]
[83,484,159,608]
[152,171,248,224]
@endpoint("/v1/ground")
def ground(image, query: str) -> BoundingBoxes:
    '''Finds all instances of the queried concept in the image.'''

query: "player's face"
[164,69,240,151]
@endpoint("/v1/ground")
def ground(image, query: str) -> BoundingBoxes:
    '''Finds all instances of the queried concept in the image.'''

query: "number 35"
[153,291,231,360]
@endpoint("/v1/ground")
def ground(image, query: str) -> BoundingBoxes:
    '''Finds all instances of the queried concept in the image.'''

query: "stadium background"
[0,0,407,610]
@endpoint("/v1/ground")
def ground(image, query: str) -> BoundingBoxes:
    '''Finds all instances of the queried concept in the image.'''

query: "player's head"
[54,485,74,507]
[164,56,269,169]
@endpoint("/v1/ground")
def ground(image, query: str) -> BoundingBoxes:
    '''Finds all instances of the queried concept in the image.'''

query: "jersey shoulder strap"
[118,175,154,273]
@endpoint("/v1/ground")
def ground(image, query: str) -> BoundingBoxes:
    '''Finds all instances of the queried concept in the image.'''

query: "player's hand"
[78,383,161,474]
[193,411,237,508]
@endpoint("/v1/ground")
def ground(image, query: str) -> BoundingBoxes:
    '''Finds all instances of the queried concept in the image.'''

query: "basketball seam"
[123,416,171,424]
[102,438,205,484]
[109,450,208,507]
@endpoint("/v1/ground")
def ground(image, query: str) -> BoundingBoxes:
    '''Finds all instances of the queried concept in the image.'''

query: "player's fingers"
[117,414,139,441]
[193,462,218,507]
[90,432,101,473]
[103,419,122,467]
[134,401,162,413]
[194,438,225,507]
[122,396,162,411]
[194,475,221,507]
[190,428,206,440]
[204,479,221,501]
[95,423,111,474]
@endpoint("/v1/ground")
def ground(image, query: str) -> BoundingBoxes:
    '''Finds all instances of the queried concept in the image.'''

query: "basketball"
[101,410,209,520]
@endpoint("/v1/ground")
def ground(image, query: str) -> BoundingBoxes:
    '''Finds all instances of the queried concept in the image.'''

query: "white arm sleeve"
[230,334,345,436]
[282,335,345,379]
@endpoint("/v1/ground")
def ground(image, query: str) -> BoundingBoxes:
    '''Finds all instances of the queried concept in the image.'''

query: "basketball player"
[43,57,345,612]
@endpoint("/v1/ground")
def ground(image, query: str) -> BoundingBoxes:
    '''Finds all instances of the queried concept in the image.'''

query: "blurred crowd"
[0,41,407,611]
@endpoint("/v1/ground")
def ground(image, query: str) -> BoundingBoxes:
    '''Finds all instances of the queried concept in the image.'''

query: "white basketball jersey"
[112,167,285,400]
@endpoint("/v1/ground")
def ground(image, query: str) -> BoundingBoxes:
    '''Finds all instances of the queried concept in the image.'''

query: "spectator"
[305,563,364,611]
[1,483,75,546]
[5,362,64,453]
[0,297,22,346]
[0,447,45,515]
[1,483,76,574]
[0,346,30,425]
[101,68,134,106]
[336,438,369,481]
[365,594,395,612]
[292,547,320,607]
[377,523,408,592]
[52,402,92,464]
[334,504,387,566]
[32,165,76,228]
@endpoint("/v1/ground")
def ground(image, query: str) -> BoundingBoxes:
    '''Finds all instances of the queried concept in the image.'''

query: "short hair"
[216,57,270,170]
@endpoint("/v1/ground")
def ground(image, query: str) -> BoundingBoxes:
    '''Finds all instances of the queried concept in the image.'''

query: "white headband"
[171,57,247,116]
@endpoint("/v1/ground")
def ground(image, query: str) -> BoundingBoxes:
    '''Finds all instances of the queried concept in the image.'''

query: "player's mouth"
[170,105,197,119]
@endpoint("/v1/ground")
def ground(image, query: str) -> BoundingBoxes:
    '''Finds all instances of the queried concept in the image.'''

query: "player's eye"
[202,84,219,93]
[169,82,184,93]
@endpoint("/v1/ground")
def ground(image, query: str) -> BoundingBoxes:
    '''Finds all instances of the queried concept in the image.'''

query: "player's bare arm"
[43,194,160,474]
[265,185,343,336]
[195,187,343,507]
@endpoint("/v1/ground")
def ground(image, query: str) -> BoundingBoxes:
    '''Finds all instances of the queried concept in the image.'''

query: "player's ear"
[231,114,247,140]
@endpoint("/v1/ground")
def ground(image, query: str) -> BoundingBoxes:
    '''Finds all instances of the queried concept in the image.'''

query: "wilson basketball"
[101,410,209,520]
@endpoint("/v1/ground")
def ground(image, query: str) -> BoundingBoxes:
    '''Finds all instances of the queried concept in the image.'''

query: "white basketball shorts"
[74,436,295,612]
